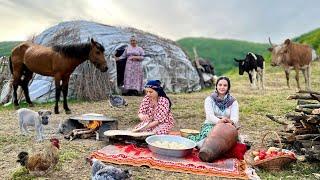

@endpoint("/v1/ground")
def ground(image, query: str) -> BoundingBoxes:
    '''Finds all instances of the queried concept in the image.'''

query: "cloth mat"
[90,144,249,179]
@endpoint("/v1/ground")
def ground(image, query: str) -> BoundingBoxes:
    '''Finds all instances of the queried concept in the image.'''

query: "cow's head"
[234,58,247,75]
[268,37,290,66]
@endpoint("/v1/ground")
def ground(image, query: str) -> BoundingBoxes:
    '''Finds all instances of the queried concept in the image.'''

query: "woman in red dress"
[133,80,174,134]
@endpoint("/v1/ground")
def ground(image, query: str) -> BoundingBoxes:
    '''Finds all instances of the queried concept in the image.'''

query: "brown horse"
[9,38,108,114]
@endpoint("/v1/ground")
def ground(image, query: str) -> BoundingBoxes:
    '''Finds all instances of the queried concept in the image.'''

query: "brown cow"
[268,38,313,90]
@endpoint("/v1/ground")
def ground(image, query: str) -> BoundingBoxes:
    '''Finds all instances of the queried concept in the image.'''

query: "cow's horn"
[268,37,274,47]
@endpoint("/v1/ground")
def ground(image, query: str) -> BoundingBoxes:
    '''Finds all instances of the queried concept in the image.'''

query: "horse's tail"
[9,56,13,74]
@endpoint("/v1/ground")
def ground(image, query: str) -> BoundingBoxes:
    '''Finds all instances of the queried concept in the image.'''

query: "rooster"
[16,138,60,176]
[89,158,131,180]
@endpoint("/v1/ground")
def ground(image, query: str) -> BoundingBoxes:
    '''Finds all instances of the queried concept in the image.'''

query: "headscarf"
[144,80,172,109]
[211,76,235,111]
[130,35,137,42]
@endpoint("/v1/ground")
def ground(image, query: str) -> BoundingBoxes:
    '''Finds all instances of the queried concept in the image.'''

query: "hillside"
[0,41,22,57]
[177,37,270,75]
[293,28,320,54]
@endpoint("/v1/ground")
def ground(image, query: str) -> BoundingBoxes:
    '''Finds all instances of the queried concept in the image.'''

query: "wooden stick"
[297,100,317,105]
[312,108,320,115]
[287,94,315,100]
[297,90,320,95]
[266,114,288,125]
[295,108,313,115]
[297,104,320,109]
[306,115,320,124]
[295,134,320,140]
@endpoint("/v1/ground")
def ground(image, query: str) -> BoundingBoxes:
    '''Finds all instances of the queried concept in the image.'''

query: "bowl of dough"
[146,135,196,157]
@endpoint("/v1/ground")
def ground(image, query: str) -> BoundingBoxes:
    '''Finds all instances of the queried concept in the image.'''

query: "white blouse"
[204,96,239,126]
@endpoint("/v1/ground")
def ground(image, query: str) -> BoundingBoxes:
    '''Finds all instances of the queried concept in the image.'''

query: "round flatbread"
[104,130,154,137]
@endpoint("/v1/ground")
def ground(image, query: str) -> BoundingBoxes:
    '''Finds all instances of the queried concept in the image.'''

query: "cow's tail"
[311,49,319,61]
[9,56,13,74]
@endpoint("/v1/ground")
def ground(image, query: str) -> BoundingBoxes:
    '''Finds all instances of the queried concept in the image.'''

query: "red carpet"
[90,144,248,179]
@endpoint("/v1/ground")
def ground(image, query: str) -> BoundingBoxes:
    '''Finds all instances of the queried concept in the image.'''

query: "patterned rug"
[89,144,249,179]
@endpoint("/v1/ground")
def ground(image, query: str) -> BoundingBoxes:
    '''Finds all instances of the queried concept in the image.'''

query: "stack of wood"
[266,90,320,161]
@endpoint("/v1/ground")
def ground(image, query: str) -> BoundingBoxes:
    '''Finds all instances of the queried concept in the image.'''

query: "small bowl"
[146,135,196,158]
[180,129,200,138]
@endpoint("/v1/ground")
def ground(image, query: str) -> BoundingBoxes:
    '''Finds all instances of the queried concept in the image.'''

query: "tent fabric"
[1,20,201,103]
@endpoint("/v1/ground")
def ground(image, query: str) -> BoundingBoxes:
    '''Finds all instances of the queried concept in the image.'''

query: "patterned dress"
[123,45,145,92]
[134,96,175,134]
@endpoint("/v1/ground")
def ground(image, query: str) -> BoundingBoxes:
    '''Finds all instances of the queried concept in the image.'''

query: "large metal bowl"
[146,135,196,158]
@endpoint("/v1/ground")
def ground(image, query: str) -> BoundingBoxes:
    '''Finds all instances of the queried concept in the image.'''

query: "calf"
[234,52,265,89]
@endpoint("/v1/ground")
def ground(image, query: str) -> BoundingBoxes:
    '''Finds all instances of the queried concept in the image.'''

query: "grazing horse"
[9,38,108,114]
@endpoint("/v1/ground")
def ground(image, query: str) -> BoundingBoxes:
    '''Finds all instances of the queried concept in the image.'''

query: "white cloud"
[0,0,319,43]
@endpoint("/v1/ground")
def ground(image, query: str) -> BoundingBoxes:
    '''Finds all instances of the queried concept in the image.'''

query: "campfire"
[266,90,320,161]
[58,113,118,141]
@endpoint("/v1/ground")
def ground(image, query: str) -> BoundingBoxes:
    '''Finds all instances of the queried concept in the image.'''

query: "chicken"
[109,94,128,108]
[90,158,131,180]
[16,138,60,176]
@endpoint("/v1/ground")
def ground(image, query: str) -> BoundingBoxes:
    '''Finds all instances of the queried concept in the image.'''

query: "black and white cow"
[234,52,265,89]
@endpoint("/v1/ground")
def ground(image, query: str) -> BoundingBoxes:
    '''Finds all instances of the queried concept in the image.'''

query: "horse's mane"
[52,42,105,60]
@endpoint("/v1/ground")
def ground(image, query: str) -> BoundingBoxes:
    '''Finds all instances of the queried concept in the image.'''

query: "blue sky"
[0,0,319,43]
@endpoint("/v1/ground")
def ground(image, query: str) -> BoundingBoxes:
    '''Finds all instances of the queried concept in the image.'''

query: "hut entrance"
[114,45,128,88]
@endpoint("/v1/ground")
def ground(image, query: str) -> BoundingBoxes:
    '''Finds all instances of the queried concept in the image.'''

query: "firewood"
[306,115,320,124]
[297,100,317,105]
[297,90,320,95]
[265,114,288,125]
[278,132,296,142]
[297,140,320,147]
[295,134,320,140]
[295,107,313,114]
[285,113,307,121]
[312,108,320,115]
[294,128,319,135]
[287,94,315,100]
[297,104,320,109]
[310,94,320,102]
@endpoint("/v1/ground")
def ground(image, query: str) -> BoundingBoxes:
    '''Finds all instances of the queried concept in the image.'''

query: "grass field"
[1,61,320,179]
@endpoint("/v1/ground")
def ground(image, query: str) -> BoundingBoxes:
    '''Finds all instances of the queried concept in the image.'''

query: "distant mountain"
[0,41,22,57]
[177,37,269,75]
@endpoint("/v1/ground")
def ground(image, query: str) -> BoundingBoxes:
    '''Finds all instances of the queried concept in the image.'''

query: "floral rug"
[89,144,249,179]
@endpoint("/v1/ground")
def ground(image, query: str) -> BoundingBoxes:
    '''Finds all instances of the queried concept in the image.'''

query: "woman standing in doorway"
[123,35,145,95]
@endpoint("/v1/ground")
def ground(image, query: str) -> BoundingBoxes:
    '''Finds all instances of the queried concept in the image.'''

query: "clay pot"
[199,123,238,162]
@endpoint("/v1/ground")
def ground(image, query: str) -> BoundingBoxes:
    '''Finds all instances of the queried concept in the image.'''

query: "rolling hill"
[177,37,270,75]
[0,41,22,57]
[293,28,320,54]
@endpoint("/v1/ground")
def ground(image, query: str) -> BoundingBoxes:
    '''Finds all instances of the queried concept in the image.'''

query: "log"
[278,132,296,142]
[298,140,320,147]
[294,127,318,135]
[312,108,320,115]
[285,113,306,121]
[266,114,288,125]
[297,90,320,95]
[297,100,317,105]
[287,94,316,100]
[297,104,320,109]
[295,108,313,115]
[295,134,320,140]
[306,115,320,124]
[310,94,320,102]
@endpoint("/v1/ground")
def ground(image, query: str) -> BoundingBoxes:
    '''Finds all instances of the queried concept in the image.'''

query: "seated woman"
[133,80,174,134]
[188,76,239,148]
